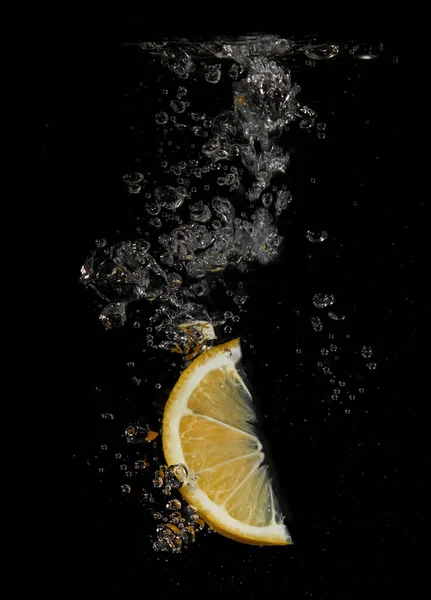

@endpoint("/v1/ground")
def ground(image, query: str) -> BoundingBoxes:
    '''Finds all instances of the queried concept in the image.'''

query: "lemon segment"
[162,338,292,546]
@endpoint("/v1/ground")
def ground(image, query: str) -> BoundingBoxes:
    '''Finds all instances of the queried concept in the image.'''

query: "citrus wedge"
[162,338,292,546]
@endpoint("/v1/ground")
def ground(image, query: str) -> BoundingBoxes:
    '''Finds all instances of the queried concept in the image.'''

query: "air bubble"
[205,64,221,84]
[180,525,196,544]
[311,316,323,332]
[155,112,169,125]
[306,230,328,243]
[328,311,346,321]
[99,303,127,330]
[166,499,182,511]
[134,460,148,471]
[304,44,339,60]
[149,217,162,228]
[170,99,186,114]
[312,293,335,309]
[361,346,373,358]
[166,464,188,487]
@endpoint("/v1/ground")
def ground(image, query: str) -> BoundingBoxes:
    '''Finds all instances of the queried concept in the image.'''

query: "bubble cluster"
[151,464,207,553]
[79,36,316,356]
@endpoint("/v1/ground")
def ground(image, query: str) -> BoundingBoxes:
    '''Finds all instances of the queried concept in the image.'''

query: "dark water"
[41,32,424,596]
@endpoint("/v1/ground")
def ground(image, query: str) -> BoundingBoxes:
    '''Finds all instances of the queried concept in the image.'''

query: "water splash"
[80,35,314,357]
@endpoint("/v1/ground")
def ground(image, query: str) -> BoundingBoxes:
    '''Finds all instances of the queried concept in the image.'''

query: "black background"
[40,25,424,598]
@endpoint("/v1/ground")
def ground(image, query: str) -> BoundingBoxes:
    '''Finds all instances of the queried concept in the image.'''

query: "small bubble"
[121,484,131,494]
[262,193,273,207]
[133,322,141,329]
[313,293,335,309]
[101,413,114,420]
[366,362,378,370]
[100,444,108,451]
[166,464,188,487]
[99,302,127,330]
[192,517,205,531]
[233,294,247,306]
[131,376,141,386]
[328,311,346,321]
[127,361,135,368]
[306,230,328,243]
[155,383,161,389]
[205,64,221,84]
[305,44,339,61]
[123,172,144,184]
[180,525,196,544]
[146,202,161,216]
[361,345,373,358]
[224,325,232,334]
[128,184,141,195]
[223,348,232,357]
[170,99,186,114]
[155,111,169,125]
[134,459,149,471]
[166,499,182,511]
[95,238,106,248]
[311,316,323,332]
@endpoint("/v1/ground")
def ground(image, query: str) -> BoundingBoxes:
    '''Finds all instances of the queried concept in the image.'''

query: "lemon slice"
[162,338,292,546]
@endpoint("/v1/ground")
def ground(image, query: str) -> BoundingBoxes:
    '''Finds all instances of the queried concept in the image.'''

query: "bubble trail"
[80,35,316,358]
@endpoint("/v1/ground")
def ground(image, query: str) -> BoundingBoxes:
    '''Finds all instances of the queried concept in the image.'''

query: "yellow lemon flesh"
[162,338,292,546]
